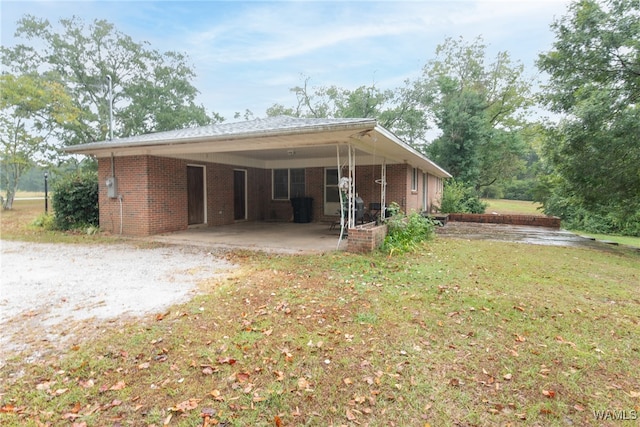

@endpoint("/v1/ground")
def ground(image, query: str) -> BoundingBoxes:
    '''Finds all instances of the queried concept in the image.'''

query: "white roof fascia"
[373,125,452,178]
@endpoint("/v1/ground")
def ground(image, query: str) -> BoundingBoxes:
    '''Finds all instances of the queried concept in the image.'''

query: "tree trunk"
[2,188,16,210]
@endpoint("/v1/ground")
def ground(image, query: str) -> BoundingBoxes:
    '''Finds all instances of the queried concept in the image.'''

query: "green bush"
[503,179,535,201]
[30,212,55,229]
[52,171,99,230]
[380,202,436,254]
[438,179,487,214]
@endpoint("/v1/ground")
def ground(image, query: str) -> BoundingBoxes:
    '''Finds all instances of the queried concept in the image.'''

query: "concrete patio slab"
[144,221,348,254]
[436,222,638,253]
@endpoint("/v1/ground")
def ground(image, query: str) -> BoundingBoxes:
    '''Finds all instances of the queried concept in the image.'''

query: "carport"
[65,116,450,250]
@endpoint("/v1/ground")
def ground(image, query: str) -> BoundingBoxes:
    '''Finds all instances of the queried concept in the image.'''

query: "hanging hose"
[337,146,345,250]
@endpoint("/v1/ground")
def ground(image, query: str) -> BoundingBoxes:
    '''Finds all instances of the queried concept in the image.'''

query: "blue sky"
[1,0,573,123]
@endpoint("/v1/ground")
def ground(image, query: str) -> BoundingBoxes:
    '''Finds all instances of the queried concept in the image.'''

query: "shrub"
[503,179,535,201]
[380,202,436,254]
[52,171,99,230]
[30,212,55,230]
[438,179,487,214]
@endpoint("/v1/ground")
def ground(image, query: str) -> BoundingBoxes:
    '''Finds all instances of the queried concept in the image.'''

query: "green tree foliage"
[1,15,219,147]
[420,37,531,191]
[0,73,79,209]
[265,76,431,145]
[52,171,99,230]
[537,0,640,234]
[437,179,487,214]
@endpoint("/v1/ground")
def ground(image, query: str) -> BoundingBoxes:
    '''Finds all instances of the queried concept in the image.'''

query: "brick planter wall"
[347,223,388,253]
[448,213,561,228]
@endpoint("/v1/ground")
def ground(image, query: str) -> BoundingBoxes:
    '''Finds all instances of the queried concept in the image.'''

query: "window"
[411,167,418,192]
[272,168,305,199]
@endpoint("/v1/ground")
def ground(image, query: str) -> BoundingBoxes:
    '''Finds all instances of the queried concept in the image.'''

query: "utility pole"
[106,75,113,140]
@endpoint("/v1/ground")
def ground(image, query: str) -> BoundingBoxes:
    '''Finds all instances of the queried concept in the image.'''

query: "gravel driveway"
[0,240,235,364]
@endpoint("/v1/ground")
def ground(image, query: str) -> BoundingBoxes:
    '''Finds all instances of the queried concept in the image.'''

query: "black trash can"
[291,197,313,223]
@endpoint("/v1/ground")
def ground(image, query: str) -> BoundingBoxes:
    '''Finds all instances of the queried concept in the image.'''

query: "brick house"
[66,116,450,246]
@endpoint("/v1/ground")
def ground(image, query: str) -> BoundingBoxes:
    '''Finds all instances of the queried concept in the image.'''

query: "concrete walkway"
[142,220,638,255]
[146,221,348,254]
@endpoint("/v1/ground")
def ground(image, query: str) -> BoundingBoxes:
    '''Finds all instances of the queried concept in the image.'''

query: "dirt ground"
[0,241,236,366]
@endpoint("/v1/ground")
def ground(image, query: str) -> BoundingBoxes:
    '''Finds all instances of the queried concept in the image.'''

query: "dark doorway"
[187,165,205,225]
[234,169,246,220]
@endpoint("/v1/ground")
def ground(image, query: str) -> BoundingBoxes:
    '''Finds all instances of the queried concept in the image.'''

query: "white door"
[324,168,341,216]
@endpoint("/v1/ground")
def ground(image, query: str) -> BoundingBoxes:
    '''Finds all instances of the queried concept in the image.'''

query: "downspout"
[111,152,123,235]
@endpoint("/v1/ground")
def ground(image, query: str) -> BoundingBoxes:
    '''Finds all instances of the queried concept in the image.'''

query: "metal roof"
[65,116,451,178]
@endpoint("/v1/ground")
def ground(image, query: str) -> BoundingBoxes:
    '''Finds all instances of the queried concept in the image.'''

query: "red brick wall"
[99,155,271,235]
[384,164,409,211]
[98,155,445,235]
[448,213,561,228]
[347,223,388,253]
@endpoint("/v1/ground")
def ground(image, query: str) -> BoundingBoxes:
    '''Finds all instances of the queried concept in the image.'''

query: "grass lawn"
[1,203,639,426]
[482,199,640,248]
[482,199,543,215]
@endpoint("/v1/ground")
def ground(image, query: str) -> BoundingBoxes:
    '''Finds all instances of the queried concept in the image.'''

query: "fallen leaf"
[343,378,353,386]
[503,373,512,381]
[297,377,313,391]
[574,404,584,411]
[273,370,284,381]
[169,398,201,413]
[70,402,81,414]
[217,357,236,365]
[554,336,576,347]
[210,389,224,401]
[274,415,283,427]
[109,381,126,391]
[0,404,16,413]
[236,372,250,383]
[346,408,357,421]
[542,389,556,398]
[281,348,294,362]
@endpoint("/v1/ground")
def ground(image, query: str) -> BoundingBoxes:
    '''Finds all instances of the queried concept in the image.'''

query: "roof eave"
[373,125,452,179]
[64,119,378,155]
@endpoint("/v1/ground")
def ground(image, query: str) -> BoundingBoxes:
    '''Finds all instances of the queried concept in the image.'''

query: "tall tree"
[265,76,431,145]
[537,0,640,222]
[420,37,531,190]
[1,15,219,147]
[0,73,79,209]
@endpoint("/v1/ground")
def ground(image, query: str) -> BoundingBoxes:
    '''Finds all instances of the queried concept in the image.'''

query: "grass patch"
[0,199,119,244]
[571,231,640,249]
[1,236,638,426]
[482,199,640,246]
[483,198,543,215]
